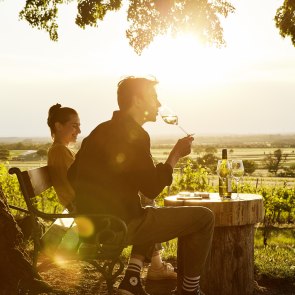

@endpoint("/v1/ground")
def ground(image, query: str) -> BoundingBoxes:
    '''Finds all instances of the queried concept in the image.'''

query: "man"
[68,76,214,295]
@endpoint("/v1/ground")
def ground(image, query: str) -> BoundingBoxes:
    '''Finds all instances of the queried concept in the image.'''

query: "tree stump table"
[164,193,264,295]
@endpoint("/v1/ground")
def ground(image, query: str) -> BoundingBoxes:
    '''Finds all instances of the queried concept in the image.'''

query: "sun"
[134,33,229,88]
[114,30,238,91]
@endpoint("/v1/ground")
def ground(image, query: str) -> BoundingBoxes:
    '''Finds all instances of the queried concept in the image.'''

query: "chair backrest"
[9,166,58,219]
[25,166,52,197]
[10,166,52,197]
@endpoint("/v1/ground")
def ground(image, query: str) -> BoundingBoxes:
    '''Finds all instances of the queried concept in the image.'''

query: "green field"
[5,147,295,164]
[152,146,295,161]
[2,146,295,181]
[151,146,295,188]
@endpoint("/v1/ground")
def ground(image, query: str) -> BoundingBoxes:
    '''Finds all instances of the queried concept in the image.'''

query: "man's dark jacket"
[68,111,173,223]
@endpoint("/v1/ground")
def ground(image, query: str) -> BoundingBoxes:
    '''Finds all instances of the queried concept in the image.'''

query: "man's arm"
[138,136,194,198]
[165,136,194,169]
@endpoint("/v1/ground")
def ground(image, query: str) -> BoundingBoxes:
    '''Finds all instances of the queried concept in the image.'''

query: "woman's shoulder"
[48,143,74,157]
[48,143,67,152]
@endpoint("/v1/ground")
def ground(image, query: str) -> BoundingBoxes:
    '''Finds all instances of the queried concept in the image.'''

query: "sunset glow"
[0,0,295,137]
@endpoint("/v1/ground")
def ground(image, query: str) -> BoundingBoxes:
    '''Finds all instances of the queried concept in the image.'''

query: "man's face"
[138,85,161,122]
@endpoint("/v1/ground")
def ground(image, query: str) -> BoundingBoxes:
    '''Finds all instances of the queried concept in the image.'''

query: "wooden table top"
[164,193,264,227]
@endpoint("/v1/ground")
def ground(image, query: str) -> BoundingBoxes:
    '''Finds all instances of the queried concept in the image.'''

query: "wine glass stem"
[236,180,240,200]
[178,125,190,136]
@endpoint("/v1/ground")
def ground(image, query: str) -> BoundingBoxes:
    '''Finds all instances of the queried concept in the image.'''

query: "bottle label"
[228,177,232,193]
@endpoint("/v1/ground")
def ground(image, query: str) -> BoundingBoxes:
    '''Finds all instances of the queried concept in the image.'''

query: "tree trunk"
[201,225,255,295]
[0,185,36,293]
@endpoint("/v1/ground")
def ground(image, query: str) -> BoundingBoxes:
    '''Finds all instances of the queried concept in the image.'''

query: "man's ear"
[132,95,141,107]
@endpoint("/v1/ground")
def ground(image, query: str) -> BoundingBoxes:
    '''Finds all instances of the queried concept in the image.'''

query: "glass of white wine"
[159,105,193,136]
[231,159,244,200]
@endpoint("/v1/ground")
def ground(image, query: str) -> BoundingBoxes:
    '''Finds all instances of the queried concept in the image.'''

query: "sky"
[0,0,295,139]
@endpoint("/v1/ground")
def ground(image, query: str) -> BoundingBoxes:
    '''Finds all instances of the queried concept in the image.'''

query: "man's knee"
[192,206,215,231]
[203,207,215,230]
[205,207,215,226]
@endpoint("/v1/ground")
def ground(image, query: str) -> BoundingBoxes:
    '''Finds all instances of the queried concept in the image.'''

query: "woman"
[47,103,81,212]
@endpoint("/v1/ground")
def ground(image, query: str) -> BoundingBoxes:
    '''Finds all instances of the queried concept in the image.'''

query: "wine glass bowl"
[231,160,244,200]
[159,105,192,136]
[161,115,178,125]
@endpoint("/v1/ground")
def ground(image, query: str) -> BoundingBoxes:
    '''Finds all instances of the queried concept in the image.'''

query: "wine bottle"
[219,149,232,199]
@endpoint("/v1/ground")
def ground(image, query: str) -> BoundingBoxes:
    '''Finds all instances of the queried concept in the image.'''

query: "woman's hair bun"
[49,103,61,113]
[48,103,62,128]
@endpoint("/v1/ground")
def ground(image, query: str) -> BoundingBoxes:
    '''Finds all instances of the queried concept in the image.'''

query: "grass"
[254,246,295,280]
[254,227,295,281]
[254,227,295,247]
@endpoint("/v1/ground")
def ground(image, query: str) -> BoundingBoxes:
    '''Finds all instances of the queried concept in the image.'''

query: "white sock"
[182,275,200,292]
[126,257,143,274]
[150,251,163,269]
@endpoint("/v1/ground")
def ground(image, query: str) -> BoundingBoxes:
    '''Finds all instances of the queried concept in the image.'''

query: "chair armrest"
[8,204,30,214]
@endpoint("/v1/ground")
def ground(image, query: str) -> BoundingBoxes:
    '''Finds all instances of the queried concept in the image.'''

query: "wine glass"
[231,160,244,200]
[159,105,193,136]
[216,159,231,200]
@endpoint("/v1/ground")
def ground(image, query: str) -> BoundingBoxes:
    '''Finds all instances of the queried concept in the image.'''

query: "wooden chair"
[9,166,128,295]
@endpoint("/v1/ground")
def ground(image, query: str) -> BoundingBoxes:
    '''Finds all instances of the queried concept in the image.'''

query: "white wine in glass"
[159,105,193,136]
[231,160,244,200]
[161,115,178,125]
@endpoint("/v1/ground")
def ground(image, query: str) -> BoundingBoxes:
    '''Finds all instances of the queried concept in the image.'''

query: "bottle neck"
[222,149,227,159]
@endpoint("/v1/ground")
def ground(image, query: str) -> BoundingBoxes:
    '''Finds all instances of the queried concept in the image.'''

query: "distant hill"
[1,134,295,148]
[0,137,51,144]
[151,133,295,147]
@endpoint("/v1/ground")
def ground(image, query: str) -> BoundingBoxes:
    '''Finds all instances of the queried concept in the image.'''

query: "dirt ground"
[37,258,295,295]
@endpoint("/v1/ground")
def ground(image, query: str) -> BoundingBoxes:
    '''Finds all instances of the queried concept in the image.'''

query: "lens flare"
[116,153,126,164]
[75,216,95,238]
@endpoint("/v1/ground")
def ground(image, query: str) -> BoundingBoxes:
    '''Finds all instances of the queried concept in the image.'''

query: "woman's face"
[55,114,81,145]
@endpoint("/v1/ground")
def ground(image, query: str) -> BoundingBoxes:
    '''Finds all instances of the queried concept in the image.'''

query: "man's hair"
[117,76,158,111]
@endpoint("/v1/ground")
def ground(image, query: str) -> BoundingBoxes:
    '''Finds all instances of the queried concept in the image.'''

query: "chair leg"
[32,247,39,269]
[32,235,41,270]
[89,258,125,295]
[106,278,114,295]
[31,216,43,269]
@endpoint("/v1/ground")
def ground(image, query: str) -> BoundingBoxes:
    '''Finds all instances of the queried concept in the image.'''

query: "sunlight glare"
[75,216,95,238]
[53,255,68,267]
[138,33,235,88]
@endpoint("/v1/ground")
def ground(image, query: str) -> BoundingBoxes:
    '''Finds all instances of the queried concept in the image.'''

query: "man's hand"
[165,135,194,168]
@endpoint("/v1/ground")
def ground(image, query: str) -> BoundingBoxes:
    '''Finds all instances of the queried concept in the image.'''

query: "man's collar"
[111,110,149,140]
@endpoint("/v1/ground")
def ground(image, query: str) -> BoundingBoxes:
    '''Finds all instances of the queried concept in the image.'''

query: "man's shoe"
[146,262,177,280]
[118,275,149,295]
